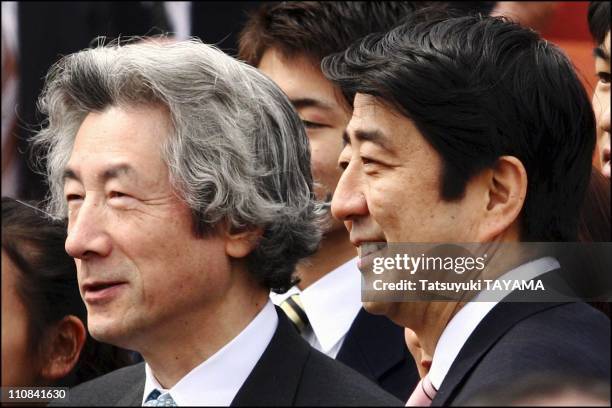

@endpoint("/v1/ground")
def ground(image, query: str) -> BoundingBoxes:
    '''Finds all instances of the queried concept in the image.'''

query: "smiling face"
[593,31,611,178]
[332,94,486,317]
[258,48,351,233]
[332,94,484,247]
[63,104,231,350]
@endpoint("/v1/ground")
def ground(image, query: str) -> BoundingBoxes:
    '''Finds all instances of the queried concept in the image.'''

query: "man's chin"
[87,317,130,347]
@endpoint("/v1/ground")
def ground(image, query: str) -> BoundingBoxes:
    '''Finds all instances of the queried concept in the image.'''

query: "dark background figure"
[191,2,262,56]
[5,2,168,202]
[577,167,612,318]
[2,196,134,388]
[4,1,266,203]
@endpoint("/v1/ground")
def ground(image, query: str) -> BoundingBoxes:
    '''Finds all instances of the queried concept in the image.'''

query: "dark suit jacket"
[53,308,402,406]
[432,300,611,406]
[336,308,419,401]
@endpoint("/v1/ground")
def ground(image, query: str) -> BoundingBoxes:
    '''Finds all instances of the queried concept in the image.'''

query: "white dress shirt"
[270,257,363,358]
[142,300,278,406]
[428,256,561,390]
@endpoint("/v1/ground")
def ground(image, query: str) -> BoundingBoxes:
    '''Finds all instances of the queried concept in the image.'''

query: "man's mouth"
[359,241,388,258]
[355,241,388,269]
[81,281,128,304]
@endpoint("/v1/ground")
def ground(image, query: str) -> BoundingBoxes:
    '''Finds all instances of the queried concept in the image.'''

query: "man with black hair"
[323,12,610,406]
[238,2,425,400]
[588,1,610,178]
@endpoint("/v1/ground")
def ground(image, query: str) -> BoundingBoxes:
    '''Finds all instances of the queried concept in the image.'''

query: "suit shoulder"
[476,302,610,380]
[447,303,610,406]
[297,348,404,406]
[50,362,145,406]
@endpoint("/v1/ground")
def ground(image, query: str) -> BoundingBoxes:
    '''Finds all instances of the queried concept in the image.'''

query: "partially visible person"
[238,2,425,399]
[588,1,610,178]
[1,197,134,387]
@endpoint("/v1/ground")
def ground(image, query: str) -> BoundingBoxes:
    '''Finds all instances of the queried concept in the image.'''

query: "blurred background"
[1,1,599,203]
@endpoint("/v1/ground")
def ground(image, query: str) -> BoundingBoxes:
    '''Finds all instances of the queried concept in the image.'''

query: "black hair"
[322,12,596,241]
[1,197,134,385]
[588,1,611,45]
[238,1,435,67]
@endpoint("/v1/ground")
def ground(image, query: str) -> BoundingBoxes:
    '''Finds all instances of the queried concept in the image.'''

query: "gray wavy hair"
[31,37,325,292]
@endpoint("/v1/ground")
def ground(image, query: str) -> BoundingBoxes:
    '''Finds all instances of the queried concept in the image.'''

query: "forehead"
[348,93,412,137]
[258,48,348,112]
[67,104,172,184]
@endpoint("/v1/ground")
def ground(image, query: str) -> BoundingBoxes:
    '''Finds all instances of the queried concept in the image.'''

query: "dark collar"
[231,306,311,406]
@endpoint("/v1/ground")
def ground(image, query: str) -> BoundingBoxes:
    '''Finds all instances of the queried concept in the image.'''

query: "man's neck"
[396,301,464,366]
[136,277,269,388]
[296,228,356,290]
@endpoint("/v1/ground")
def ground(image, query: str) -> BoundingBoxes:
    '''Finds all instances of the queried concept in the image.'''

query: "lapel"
[231,307,311,406]
[115,363,146,406]
[432,301,568,406]
[336,308,408,380]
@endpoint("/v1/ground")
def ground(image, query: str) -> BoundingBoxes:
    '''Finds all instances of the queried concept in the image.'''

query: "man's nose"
[331,161,369,222]
[65,199,112,260]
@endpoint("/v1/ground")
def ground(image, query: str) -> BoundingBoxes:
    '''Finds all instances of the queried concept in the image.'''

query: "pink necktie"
[406,375,437,406]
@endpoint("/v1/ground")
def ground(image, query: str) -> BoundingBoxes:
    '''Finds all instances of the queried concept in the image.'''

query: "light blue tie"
[144,389,177,406]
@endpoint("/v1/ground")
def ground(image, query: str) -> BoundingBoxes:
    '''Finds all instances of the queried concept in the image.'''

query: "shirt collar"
[270,257,363,353]
[142,300,278,406]
[428,256,560,390]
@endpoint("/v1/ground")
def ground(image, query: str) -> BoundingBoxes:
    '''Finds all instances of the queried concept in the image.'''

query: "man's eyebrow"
[342,130,350,147]
[100,164,136,183]
[594,46,610,61]
[63,168,80,183]
[353,129,392,151]
[291,97,333,110]
[62,164,137,184]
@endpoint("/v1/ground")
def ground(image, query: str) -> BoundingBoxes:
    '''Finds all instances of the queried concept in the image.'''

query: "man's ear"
[478,155,527,241]
[40,315,86,382]
[224,224,264,259]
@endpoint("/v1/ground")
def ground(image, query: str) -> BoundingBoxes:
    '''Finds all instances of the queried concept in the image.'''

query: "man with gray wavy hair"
[34,38,400,406]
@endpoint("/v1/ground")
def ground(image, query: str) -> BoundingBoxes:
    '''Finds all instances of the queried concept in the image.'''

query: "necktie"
[279,294,310,333]
[406,375,437,406]
[144,389,177,407]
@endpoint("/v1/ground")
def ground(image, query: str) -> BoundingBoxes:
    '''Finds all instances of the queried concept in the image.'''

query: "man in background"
[588,1,610,178]
[238,2,425,400]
